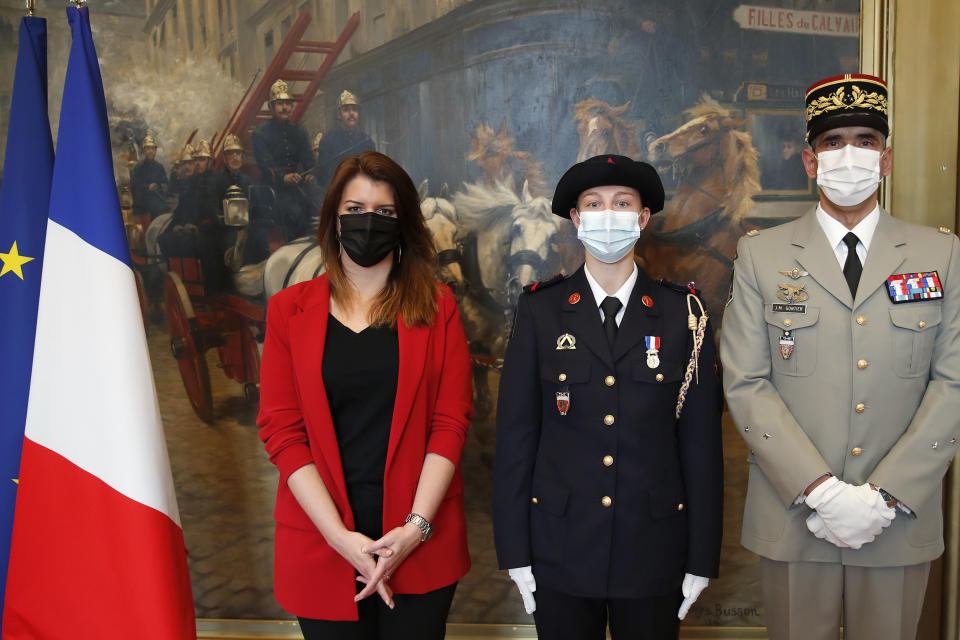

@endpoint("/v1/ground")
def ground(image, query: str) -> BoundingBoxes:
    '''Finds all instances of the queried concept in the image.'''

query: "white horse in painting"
[452,180,565,419]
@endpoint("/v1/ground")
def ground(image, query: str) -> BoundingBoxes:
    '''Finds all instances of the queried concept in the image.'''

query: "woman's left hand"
[354,523,423,602]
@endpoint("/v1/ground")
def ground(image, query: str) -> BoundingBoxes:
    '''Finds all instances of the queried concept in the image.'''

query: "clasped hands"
[330,522,424,609]
[804,476,896,549]
[508,566,708,620]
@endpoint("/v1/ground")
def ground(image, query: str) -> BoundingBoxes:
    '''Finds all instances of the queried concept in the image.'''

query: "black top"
[322,314,399,510]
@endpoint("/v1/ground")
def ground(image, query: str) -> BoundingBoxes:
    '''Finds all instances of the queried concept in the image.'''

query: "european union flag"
[0,15,54,616]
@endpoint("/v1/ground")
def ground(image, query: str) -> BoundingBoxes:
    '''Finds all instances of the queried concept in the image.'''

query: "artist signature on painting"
[687,603,763,623]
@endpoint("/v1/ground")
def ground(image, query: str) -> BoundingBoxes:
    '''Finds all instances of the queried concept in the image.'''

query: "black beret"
[551,154,665,218]
[805,74,888,144]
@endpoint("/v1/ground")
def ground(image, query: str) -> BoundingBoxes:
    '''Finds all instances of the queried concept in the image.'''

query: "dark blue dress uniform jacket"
[493,265,724,599]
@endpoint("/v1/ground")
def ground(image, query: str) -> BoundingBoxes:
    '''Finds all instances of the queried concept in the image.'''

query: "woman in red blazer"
[258,151,473,639]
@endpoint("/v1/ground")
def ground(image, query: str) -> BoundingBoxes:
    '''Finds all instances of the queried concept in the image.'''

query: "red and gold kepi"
[804,73,888,143]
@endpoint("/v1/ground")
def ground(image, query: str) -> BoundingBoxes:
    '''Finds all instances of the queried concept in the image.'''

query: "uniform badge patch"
[886,271,943,303]
[556,333,577,350]
[779,330,794,359]
[556,390,570,416]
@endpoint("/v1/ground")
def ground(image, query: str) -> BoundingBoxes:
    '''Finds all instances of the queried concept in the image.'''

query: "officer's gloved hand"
[508,566,537,614]
[805,511,851,548]
[677,573,709,620]
[804,477,895,548]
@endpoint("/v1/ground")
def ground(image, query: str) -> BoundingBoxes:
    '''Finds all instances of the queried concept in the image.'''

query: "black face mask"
[339,212,401,267]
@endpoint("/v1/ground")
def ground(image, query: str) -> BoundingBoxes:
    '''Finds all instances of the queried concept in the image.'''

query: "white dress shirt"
[815,204,880,268]
[583,262,638,327]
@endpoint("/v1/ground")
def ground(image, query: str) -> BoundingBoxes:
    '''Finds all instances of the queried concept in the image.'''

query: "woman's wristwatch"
[404,513,434,542]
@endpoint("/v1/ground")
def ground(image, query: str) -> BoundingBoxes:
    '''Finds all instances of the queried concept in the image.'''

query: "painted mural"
[0,0,860,626]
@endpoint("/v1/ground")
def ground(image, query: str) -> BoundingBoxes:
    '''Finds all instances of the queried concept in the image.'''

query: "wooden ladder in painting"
[214,9,360,158]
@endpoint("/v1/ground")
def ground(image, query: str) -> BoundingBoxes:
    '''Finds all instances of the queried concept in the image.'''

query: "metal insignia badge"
[556,333,576,350]
[776,283,809,304]
[556,390,570,416]
[779,330,794,359]
[645,335,660,369]
[779,267,809,280]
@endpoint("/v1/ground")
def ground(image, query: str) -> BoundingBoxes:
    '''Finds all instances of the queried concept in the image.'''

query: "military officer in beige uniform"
[721,73,960,640]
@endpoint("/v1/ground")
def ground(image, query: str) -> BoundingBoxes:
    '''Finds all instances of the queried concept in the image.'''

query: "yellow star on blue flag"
[0,241,35,280]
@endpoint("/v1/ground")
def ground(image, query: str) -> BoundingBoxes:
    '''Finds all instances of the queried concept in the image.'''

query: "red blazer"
[258,275,473,620]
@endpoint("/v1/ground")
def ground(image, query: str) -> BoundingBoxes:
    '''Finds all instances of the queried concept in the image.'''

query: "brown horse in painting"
[639,96,761,320]
[468,121,548,197]
[574,99,640,162]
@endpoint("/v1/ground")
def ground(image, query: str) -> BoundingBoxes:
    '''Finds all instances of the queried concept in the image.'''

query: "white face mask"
[816,145,882,206]
[576,209,643,263]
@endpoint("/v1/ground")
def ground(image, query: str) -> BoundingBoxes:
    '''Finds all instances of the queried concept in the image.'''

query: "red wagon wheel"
[164,272,213,423]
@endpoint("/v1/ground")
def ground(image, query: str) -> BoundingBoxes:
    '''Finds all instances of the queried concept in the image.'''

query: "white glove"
[677,573,709,620]
[805,511,851,548]
[508,566,537,614]
[804,477,895,549]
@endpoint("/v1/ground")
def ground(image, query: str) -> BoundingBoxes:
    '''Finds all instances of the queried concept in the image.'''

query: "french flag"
[2,7,195,638]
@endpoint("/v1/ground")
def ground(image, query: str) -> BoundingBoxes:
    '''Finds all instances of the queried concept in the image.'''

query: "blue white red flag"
[3,7,195,638]
[0,14,54,622]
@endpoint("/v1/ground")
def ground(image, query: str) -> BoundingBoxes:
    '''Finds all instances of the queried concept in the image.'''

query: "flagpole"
[24,1,34,16]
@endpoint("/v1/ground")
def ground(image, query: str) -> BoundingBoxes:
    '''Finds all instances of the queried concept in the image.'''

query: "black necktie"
[842,232,862,297]
[600,296,623,347]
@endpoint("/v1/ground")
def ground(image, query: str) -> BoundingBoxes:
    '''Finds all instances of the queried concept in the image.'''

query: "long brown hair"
[317,151,438,328]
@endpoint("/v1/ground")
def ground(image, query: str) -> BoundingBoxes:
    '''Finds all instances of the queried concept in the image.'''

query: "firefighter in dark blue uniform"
[130,134,168,220]
[314,90,376,190]
[251,79,317,240]
[493,155,724,640]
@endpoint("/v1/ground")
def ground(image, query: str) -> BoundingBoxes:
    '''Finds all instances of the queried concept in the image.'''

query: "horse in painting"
[640,96,761,320]
[468,121,548,198]
[574,98,640,162]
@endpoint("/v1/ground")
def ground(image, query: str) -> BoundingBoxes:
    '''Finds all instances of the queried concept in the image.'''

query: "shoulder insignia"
[939,227,952,234]
[746,229,760,237]
[659,278,702,297]
[523,273,564,294]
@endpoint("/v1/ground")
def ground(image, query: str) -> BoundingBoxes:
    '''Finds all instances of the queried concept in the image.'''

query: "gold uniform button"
[655,373,664,382]
[855,402,866,414]
[601,496,612,507]
[783,318,793,327]
[558,373,567,382]
[605,375,615,387]
[531,497,538,504]
[918,320,926,329]
[604,414,615,426]
[602,455,614,467]
[857,359,868,370]
[856,315,867,326]
[851,446,863,456]
[677,503,685,511]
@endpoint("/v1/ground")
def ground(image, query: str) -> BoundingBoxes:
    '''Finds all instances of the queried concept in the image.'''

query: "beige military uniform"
[721,207,960,638]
